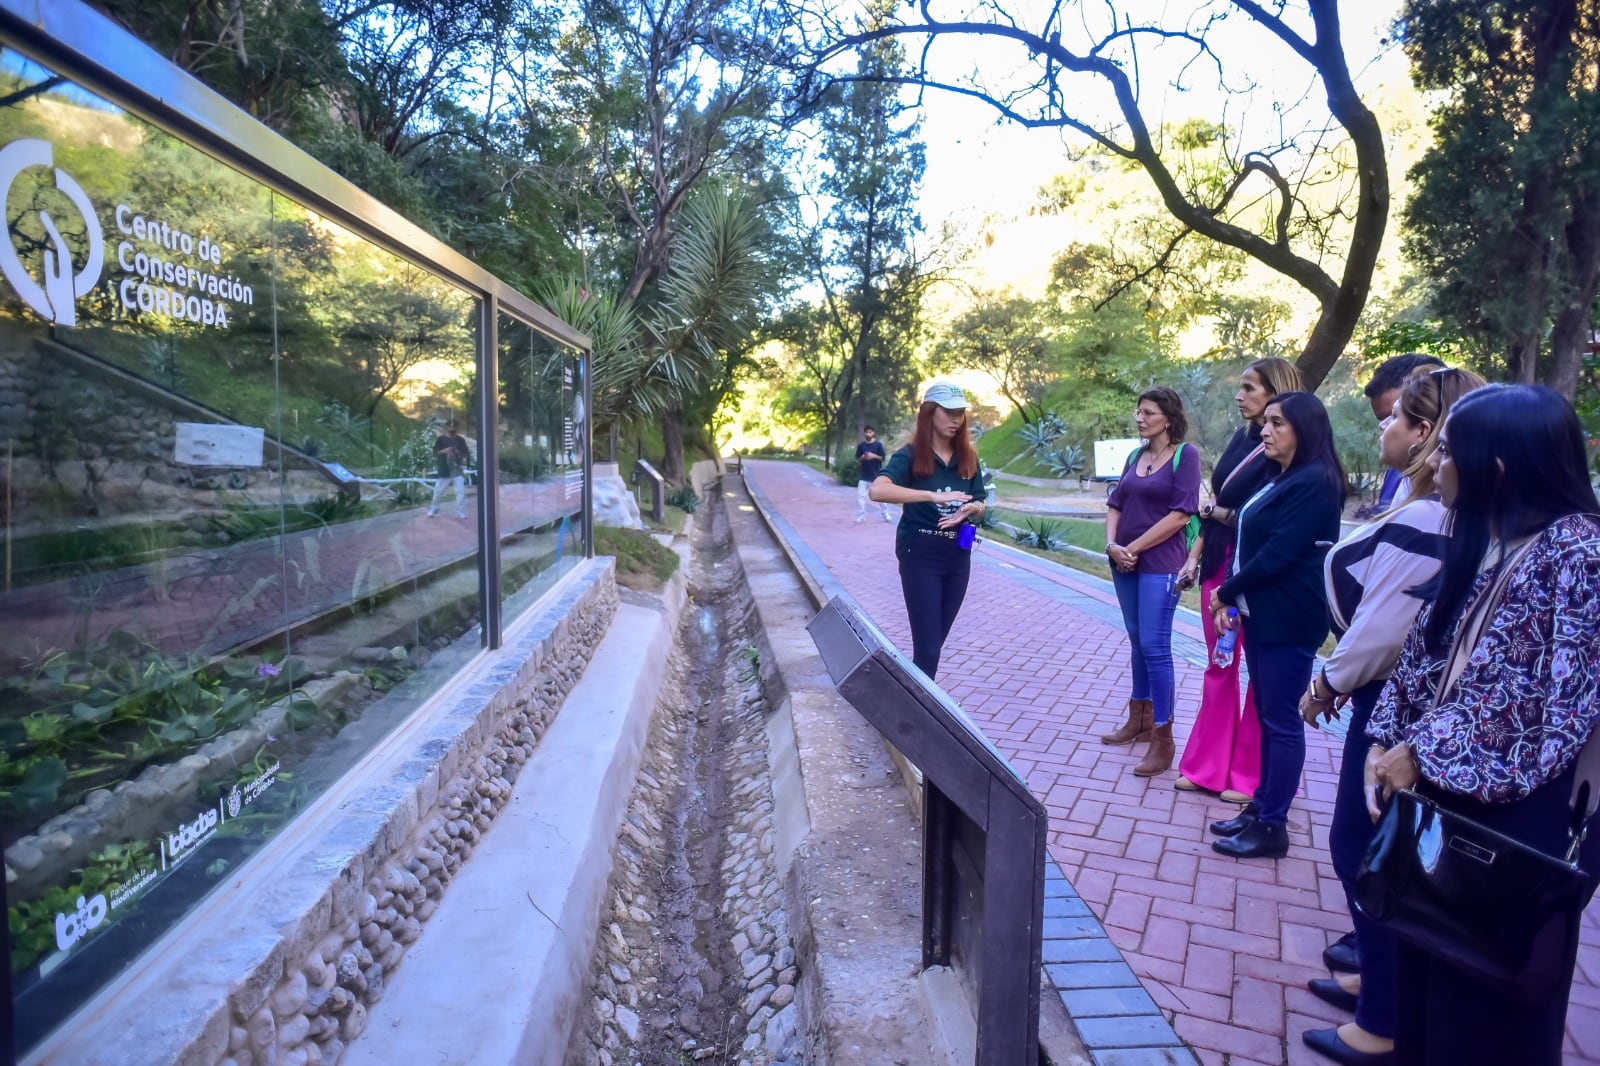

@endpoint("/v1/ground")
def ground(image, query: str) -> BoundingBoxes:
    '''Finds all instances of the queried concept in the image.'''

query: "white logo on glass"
[54,893,108,952]
[0,138,103,327]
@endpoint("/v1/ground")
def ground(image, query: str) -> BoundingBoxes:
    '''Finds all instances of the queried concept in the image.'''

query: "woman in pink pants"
[1173,358,1300,800]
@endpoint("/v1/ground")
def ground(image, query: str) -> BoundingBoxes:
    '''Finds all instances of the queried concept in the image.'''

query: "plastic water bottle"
[1213,609,1239,667]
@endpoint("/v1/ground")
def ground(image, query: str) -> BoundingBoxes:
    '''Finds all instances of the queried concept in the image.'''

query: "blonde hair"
[1246,356,1302,400]
[1390,366,1487,507]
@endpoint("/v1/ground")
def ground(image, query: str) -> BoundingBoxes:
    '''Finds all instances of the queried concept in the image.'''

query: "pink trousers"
[1177,563,1262,796]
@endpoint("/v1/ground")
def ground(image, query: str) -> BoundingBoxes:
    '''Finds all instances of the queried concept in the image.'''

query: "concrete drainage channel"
[566,480,803,1066]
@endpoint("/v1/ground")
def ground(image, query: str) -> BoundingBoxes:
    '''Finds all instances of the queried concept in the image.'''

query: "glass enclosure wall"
[0,46,588,1055]
[497,314,586,620]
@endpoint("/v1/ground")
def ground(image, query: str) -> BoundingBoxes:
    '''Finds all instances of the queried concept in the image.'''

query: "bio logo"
[0,138,103,328]
[54,893,108,952]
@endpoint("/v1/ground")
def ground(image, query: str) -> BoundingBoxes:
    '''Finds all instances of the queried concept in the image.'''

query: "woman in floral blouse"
[1366,385,1600,1066]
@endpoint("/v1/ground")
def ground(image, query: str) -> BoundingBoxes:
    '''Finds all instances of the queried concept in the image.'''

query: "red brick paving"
[746,458,1600,1065]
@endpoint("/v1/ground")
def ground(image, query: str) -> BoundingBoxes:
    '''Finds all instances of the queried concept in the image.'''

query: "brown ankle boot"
[1134,722,1175,776]
[1101,698,1154,745]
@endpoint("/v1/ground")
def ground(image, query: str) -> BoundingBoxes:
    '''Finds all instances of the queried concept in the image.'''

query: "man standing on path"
[855,425,890,523]
[428,419,471,518]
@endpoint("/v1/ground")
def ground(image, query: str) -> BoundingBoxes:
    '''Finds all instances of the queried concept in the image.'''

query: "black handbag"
[1353,787,1592,1000]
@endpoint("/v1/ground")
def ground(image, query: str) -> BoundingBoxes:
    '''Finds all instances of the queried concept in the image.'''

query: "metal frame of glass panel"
[0,0,594,1055]
[0,0,594,643]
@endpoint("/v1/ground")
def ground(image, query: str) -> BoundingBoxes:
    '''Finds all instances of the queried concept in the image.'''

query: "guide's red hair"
[911,401,977,479]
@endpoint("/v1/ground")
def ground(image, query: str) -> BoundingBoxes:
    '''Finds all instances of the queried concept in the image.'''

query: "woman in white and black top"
[1298,367,1485,1066]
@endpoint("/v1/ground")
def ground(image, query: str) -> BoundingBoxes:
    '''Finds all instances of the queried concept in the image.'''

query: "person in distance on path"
[854,425,889,523]
[869,381,987,681]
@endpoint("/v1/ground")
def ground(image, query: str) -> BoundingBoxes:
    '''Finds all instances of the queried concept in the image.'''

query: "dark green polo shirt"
[878,444,987,550]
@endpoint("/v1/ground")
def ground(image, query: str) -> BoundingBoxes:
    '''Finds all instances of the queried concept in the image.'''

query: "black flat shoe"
[1211,818,1288,858]
[1302,1026,1394,1065]
[1323,930,1360,975]
[1209,802,1258,837]
[1307,977,1358,1013]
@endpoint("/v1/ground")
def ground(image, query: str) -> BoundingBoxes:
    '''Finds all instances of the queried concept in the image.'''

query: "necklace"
[1139,442,1172,476]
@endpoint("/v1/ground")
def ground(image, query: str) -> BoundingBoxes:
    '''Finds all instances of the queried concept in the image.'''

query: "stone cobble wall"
[213,568,618,1066]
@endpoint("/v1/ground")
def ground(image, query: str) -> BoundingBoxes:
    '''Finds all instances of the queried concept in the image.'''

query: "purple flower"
[256,662,281,678]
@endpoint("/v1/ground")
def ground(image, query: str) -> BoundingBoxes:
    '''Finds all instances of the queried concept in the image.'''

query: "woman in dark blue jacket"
[1208,391,1345,859]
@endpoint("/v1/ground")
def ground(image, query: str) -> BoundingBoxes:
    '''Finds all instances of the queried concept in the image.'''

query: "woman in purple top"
[1103,387,1203,776]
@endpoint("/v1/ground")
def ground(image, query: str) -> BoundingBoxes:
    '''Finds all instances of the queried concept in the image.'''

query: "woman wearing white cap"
[870,380,988,680]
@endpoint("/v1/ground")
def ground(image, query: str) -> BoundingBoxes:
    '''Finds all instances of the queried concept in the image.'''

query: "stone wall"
[215,565,620,1066]
[30,559,619,1066]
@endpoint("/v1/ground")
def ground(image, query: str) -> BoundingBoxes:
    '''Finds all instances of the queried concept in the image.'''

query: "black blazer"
[1216,463,1343,649]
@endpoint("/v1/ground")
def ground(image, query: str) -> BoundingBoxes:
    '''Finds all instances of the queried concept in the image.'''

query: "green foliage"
[499,444,550,483]
[1012,517,1068,552]
[1400,0,1600,389]
[1038,444,1086,479]
[835,458,862,485]
[9,839,157,974]
[593,525,680,590]
[665,484,701,514]
[0,638,316,829]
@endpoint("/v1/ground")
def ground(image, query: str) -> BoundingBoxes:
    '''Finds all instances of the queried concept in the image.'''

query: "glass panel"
[497,313,585,623]
[0,53,481,1052]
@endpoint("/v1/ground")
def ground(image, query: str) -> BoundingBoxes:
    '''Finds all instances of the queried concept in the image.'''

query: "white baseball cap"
[922,380,968,409]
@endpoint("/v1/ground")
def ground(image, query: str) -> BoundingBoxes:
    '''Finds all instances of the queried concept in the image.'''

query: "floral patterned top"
[1367,514,1600,804]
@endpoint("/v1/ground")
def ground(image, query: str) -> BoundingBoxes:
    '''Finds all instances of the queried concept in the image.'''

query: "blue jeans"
[1111,571,1180,726]
[1329,680,1396,1038]
[1241,634,1315,826]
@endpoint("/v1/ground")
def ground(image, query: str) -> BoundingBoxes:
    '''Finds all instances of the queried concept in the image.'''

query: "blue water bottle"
[1213,609,1239,667]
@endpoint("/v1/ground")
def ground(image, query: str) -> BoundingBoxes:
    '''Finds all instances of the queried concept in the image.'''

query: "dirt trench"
[566,481,804,1066]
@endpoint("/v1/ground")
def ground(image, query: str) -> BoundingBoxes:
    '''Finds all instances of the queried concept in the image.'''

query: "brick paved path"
[745,459,1600,1066]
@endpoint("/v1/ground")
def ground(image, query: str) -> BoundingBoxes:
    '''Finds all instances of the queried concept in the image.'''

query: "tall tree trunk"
[1548,183,1600,399]
[661,407,685,482]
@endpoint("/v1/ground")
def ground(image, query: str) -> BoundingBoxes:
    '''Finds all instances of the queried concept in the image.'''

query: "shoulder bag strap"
[1218,443,1267,495]
[1432,536,1539,709]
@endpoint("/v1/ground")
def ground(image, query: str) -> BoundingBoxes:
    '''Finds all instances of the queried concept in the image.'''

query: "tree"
[799,3,942,466]
[932,292,1056,423]
[1400,0,1600,397]
[791,0,1389,390]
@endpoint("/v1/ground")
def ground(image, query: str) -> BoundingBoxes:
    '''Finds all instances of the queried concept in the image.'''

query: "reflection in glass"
[0,52,507,1054]
[498,314,585,623]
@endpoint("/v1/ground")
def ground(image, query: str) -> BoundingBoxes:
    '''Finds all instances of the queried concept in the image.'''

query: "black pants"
[1394,769,1600,1066]
[896,533,971,680]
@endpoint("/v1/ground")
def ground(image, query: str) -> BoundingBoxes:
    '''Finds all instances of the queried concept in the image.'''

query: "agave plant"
[1039,443,1086,479]
[1012,516,1067,551]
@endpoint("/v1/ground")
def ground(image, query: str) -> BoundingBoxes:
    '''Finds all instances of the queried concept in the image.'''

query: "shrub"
[1039,443,1086,479]
[835,458,861,486]
[1011,517,1067,552]
[666,484,700,514]
[499,443,549,482]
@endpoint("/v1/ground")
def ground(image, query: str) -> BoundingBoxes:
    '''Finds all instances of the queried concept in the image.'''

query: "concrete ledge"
[724,473,946,1065]
[345,594,676,1065]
